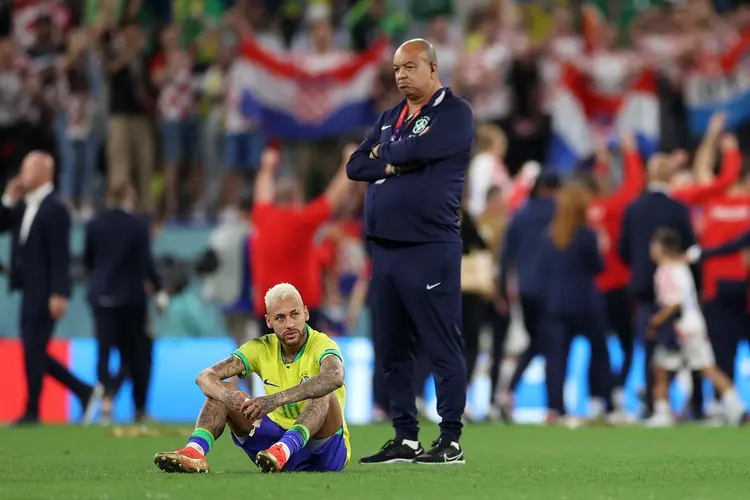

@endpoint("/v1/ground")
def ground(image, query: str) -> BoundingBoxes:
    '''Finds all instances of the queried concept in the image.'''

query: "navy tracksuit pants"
[545,311,615,415]
[705,295,750,382]
[370,240,467,443]
[604,288,634,389]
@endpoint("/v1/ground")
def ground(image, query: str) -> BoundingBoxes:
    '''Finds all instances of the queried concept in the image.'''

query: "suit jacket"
[84,207,160,308]
[0,192,71,315]
[540,227,605,316]
[619,189,695,303]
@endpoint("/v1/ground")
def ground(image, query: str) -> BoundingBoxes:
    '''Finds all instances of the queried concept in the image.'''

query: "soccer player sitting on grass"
[646,228,746,427]
[154,283,350,473]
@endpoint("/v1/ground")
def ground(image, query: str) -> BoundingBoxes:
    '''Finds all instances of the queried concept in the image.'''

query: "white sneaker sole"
[359,458,418,465]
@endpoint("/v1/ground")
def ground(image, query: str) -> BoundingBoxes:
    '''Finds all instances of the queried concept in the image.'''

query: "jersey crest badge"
[412,116,430,135]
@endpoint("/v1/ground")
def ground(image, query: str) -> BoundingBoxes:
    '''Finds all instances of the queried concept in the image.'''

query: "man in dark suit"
[0,151,99,425]
[84,181,162,423]
[619,153,696,415]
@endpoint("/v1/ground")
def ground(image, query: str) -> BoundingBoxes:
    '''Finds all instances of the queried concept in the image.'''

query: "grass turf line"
[0,423,748,500]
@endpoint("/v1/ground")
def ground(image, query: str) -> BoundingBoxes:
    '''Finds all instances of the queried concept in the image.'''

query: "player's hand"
[369,143,381,159]
[240,395,277,421]
[48,295,68,320]
[3,176,25,204]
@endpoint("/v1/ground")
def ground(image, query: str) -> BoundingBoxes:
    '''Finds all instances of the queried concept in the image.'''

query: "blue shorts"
[160,119,201,164]
[224,131,265,170]
[231,416,348,472]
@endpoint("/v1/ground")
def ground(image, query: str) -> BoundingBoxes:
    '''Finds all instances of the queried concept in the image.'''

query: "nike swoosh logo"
[426,282,441,290]
[263,379,279,387]
[381,125,391,130]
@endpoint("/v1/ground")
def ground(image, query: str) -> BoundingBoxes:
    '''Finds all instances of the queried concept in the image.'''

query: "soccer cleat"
[256,444,288,473]
[154,447,210,473]
[413,438,465,465]
[359,439,424,464]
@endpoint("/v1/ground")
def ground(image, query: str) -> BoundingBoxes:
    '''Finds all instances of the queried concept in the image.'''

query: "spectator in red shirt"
[250,146,354,334]
[696,165,750,387]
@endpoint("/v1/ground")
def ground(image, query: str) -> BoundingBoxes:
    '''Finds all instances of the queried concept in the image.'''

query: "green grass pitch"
[1,423,748,499]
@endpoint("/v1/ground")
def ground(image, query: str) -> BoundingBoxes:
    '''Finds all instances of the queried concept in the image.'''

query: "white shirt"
[202,209,251,305]
[654,261,707,337]
[20,183,54,243]
[467,152,510,218]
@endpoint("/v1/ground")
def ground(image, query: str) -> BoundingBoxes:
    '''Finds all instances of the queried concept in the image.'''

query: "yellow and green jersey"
[232,326,350,464]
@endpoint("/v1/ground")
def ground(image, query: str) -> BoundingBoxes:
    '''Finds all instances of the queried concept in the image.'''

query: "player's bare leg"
[645,366,674,427]
[154,381,254,473]
[701,366,746,424]
[256,393,343,473]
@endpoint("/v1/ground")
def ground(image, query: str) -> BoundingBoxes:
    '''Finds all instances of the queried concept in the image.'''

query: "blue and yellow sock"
[278,425,310,458]
[186,428,214,456]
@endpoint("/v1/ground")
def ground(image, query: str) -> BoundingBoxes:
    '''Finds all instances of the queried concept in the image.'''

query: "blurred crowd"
[3,0,750,424]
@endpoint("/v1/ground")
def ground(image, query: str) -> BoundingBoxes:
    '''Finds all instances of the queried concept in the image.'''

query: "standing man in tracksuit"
[346,39,473,465]
[497,172,560,413]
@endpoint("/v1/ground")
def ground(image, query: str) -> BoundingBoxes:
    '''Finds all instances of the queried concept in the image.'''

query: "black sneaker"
[413,438,465,465]
[359,439,425,464]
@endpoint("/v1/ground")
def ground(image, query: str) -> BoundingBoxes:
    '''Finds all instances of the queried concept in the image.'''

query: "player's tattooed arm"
[195,355,247,407]
[241,355,344,420]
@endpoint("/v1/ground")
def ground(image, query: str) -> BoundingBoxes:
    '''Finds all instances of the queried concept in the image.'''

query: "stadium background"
[2,0,750,426]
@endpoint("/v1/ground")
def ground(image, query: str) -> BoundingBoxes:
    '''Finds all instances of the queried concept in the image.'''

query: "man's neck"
[406,83,441,114]
[280,330,308,363]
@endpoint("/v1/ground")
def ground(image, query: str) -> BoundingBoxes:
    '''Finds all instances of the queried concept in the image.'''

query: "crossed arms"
[194,353,345,421]
[346,102,474,183]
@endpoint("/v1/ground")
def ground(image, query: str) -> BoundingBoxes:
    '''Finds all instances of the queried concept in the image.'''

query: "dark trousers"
[20,312,91,419]
[462,292,486,382]
[509,295,545,392]
[371,241,466,443]
[93,305,150,416]
[545,311,614,415]
[705,298,750,382]
[487,304,510,405]
[604,288,634,388]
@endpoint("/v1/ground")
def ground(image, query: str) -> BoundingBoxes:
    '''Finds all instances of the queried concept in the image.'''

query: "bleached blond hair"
[264,283,303,310]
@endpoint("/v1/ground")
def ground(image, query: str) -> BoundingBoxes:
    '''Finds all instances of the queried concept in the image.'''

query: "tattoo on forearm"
[209,355,245,380]
[272,355,344,407]
[195,396,228,439]
[296,396,330,432]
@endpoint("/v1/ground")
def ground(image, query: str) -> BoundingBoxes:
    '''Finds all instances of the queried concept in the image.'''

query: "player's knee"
[221,380,245,394]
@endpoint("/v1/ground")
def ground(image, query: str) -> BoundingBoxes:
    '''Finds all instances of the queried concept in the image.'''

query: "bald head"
[397,39,437,66]
[393,38,441,102]
[19,151,54,191]
[647,153,672,183]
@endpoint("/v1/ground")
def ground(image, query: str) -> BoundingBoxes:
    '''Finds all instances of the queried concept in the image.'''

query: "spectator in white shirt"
[467,123,510,218]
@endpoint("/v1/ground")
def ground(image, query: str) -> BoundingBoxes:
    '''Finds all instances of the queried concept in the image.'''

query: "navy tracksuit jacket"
[346,87,473,442]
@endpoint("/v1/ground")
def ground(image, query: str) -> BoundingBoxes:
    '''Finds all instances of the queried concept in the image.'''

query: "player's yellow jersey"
[232,325,350,464]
